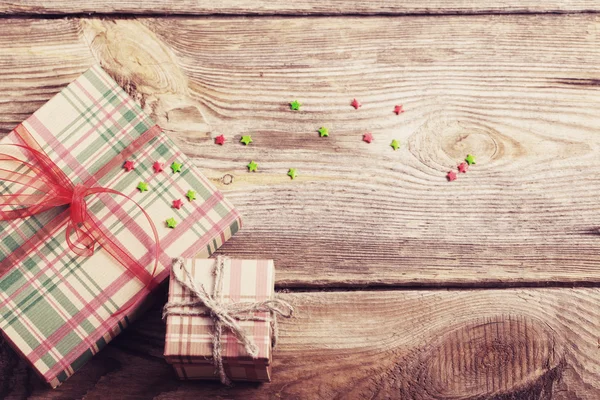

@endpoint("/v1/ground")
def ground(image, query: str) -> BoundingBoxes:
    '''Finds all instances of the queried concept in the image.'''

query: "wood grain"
[1,8,599,400]
[0,288,597,399]
[2,16,600,287]
[0,0,599,15]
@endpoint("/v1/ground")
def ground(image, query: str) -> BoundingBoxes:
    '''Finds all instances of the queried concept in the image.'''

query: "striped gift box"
[164,259,275,382]
[0,65,242,387]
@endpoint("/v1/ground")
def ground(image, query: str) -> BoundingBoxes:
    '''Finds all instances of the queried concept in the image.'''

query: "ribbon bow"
[163,257,294,385]
[0,124,163,315]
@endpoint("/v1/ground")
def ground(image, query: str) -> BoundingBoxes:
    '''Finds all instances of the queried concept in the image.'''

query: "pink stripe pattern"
[164,258,275,382]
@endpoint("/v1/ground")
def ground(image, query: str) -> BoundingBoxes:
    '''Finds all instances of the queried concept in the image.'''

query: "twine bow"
[163,257,294,385]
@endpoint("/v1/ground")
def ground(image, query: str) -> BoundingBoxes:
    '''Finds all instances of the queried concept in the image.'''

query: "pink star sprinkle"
[457,162,468,173]
[215,135,225,145]
[351,98,362,109]
[153,161,164,173]
[447,171,457,182]
[172,199,184,209]
[123,160,135,172]
[363,133,373,143]
[394,105,404,115]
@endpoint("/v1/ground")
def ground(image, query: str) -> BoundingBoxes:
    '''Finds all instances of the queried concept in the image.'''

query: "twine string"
[163,257,293,385]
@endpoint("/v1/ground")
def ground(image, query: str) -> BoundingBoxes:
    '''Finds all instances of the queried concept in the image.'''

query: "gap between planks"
[2,11,600,19]
[276,281,600,292]
[2,0,600,17]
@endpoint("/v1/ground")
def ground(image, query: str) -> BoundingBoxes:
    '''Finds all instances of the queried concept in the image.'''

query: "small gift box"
[0,65,242,387]
[163,257,292,384]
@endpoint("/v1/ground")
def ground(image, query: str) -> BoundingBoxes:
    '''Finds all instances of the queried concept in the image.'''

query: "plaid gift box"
[164,258,283,382]
[0,65,242,387]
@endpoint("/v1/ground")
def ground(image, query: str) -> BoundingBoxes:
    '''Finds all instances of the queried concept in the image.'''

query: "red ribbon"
[0,126,163,317]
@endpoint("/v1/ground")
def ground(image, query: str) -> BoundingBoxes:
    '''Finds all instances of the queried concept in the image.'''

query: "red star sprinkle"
[363,133,373,143]
[457,162,468,173]
[394,105,404,115]
[447,171,457,182]
[215,135,225,145]
[153,161,164,173]
[351,98,362,109]
[172,199,184,210]
[123,160,135,172]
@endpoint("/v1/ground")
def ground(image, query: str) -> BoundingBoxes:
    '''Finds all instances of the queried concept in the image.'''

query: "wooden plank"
[2,16,600,287]
[0,0,599,15]
[2,288,599,399]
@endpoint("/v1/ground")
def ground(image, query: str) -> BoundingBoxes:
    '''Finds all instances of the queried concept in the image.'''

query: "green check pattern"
[0,65,242,388]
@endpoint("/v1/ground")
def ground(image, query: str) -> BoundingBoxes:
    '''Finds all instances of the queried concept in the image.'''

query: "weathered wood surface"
[0,289,597,399]
[3,16,600,287]
[0,0,599,16]
[1,10,600,399]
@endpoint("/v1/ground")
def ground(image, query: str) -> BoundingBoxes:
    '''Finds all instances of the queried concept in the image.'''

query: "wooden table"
[1,1,600,399]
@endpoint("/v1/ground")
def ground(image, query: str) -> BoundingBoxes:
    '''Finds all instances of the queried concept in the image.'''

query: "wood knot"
[222,174,234,185]
[80,19,194,126]
[407,113,524,171]
[479,340,512,370]
[394,315,564,399]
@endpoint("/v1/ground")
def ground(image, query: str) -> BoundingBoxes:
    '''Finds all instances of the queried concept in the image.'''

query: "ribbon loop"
[65,222,96,258]
[70,184,89,225]
[0,126,164,319]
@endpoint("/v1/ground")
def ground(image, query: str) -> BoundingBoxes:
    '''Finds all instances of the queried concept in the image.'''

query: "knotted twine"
[162,257,294,385]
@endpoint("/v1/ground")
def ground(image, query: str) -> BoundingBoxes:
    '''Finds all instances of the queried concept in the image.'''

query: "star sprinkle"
[390,139,400,151]
[172,199,184,209]
[240,135,253,145]
[186,190,197,201]
[318,127,329,137]
[166,217,177,229]
[153,161,164,173]
[290,100,301,111]
[247,160,258,172]
[363,133,373,144]
[447,171,457,182]
[137,181,149,192]
[287,168,297,180]
[351,98,362,109]
[457,162,469,173]
[465,154,476,165]
[394,105,404,115]
[123,160,135,172]
[215,135,226,145]
[171,161,183,173]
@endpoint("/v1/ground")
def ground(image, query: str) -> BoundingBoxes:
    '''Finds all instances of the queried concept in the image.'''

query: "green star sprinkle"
[290,100,301,111]
[390,139,400,151]
[137,182,149,192]
[186,190,197,201]
[318,127,329,137]
[166,217,177,229]
[240,135,253,145]
[287,168,297,180]
[247,160,258,172]
[465,154,476,165]
[171,161,183,173]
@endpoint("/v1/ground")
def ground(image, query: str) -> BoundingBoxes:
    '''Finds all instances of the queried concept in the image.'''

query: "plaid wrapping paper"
[0,65,242,388]
[164,258,275,382]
